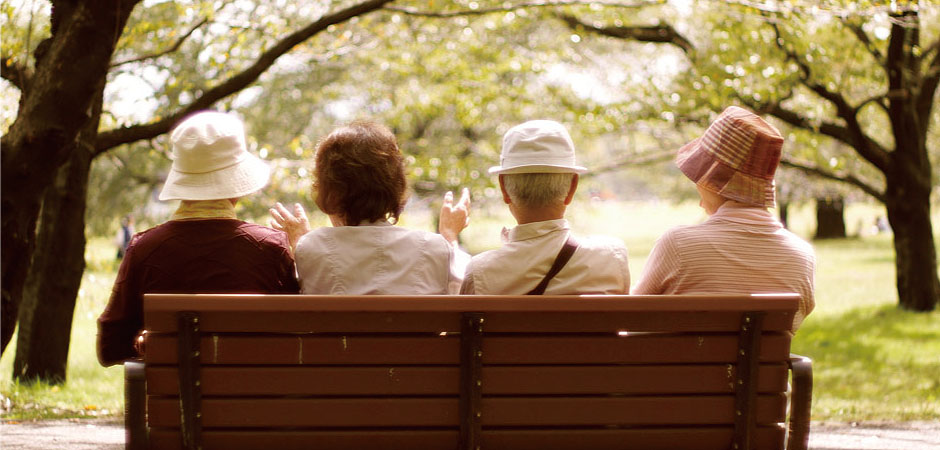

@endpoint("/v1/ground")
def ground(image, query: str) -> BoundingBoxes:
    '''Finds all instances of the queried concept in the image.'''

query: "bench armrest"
[125,360,148,450]
[786,353,813,450]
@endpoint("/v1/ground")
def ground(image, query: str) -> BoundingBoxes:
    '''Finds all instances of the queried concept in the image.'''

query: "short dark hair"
[313,121,407,225]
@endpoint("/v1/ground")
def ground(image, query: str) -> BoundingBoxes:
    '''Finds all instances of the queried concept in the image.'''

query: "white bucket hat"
[489,120,588,175]
[159,111,271,201]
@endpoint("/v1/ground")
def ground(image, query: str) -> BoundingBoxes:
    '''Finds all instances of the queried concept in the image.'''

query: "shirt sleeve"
[792,248,817,331]
[610,239,631,294]
[272,232,300,294]
[96,242,143,367]
[458,259,476,294]
[631,231,681,295]
[447,244,471,295]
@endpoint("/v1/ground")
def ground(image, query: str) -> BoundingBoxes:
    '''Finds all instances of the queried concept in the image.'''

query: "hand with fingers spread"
[439,187,471,246]
[270,202,311,252]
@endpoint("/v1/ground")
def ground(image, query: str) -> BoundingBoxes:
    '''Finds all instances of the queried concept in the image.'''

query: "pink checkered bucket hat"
[676,106,783,207]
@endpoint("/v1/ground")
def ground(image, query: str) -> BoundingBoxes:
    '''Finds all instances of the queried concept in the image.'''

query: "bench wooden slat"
[144,333,791,365]
[143,294,801,314]
[145,364,789,396]
[148,426,785,450]
[143,310,794,333]
[147,395,786,428]
[483,426,786,450]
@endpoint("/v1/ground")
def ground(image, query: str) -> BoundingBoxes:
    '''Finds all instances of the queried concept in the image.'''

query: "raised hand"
[439,187,471,246]
[269,202,312,252]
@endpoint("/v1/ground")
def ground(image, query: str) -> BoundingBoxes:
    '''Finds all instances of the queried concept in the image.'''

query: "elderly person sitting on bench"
[97,111,300,367]
[460,120,630,295]
[270,120,470,294]
[632,106,816,331]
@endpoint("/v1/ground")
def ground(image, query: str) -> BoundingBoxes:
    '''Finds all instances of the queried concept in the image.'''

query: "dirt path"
[1,419,938,449]
[810,421,940,450]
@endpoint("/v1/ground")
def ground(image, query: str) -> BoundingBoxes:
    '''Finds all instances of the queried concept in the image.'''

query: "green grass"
[1,199,939,421]
[793,304,940,420]
[0,239,124,420]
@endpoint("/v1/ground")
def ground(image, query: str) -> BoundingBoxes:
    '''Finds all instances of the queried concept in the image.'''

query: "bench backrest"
[140,294,799,450]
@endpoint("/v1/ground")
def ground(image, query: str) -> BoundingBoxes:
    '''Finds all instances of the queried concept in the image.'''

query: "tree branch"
[917,37,940,132]
[94,0,394,153]
[855,93,888,114]
[557,14,694,54]
[384,0,655,18]
[768,20,892,172]
[107,152,165,185]
[110,17,210,68]
[1,56,32,91]
[779,157,884,202]
[748,99,892,172]
[843,21,885,66]
[721,0,918,18]
[584,149,677,177]
[770,21,844,106]
[923,37,940,60]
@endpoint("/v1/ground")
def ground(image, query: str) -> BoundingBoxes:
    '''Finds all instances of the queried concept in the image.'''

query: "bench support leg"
[786,354,813,450]
[459,312,484,450]
[178,311,203,450]
[125,360,148,450]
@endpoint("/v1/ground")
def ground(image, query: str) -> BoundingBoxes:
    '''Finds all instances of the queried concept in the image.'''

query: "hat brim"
[488,164,588,175]
[159,153,271,201]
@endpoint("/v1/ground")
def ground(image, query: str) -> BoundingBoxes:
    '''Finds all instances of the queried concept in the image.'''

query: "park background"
[2,0,939,426]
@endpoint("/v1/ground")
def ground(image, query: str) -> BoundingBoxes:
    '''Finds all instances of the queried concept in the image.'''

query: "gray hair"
[502,173,575,208]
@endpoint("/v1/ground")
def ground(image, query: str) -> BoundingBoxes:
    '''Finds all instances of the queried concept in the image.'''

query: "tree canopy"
[1,0,937,383]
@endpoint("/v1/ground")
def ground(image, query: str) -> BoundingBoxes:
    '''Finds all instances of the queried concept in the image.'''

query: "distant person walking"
[632,106,815,331]
[115,214,134,260]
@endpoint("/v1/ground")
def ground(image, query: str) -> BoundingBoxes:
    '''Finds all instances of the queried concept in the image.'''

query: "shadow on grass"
[792,304,940,420]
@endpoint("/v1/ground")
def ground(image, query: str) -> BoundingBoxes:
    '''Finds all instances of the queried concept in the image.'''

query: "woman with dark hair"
[271,121,471,294]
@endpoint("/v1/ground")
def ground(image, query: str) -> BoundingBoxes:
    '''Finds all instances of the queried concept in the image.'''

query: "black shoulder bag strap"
[526,235,580,295]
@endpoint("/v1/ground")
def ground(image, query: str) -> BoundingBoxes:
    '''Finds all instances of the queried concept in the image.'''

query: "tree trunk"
[778,200,790,229]
[0,0,139,356]
[884,178,939,312]
[13,148,93,383]
[814,196,846,239]
[12,87,102,383]
[882,9,939,311]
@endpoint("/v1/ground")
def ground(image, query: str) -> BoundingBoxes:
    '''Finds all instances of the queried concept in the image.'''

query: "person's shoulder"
[662,222,702,238]
[404,229,459,259]
[235,221,291,247]
[574,234,629,262]
[128,222,173,246]
[237,221,284,237]
[468,246,502,267]
[379,226,451,250]
[778,228,816,257]
[578,233,627,249]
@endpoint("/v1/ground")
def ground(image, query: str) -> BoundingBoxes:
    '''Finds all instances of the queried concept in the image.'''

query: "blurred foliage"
[2,0,938,237]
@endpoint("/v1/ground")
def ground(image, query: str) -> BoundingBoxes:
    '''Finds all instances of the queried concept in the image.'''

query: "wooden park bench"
[125,294,812,450]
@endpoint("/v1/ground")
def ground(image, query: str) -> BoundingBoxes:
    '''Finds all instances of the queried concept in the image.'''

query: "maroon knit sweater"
[96,219,299,366]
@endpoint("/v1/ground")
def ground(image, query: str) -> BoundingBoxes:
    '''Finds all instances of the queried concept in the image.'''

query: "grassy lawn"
[1,241,124,420]
[1,199,938,421]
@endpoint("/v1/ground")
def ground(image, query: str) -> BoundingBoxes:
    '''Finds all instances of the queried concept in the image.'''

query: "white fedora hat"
[489,120,588,175]
[159,111,271,201]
